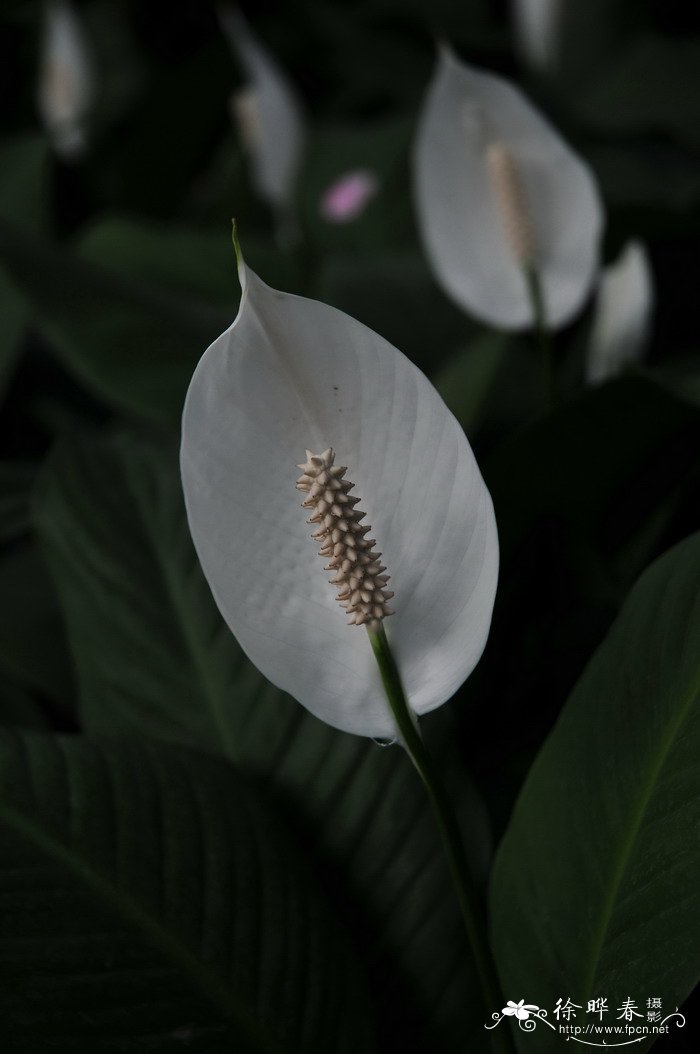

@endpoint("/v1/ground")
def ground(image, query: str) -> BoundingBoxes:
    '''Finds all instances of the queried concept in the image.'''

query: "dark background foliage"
[0,1,699,1051]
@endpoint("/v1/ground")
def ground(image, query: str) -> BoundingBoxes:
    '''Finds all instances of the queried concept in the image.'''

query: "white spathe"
[219,7,304,209]
[413,47,604,330]
[37,0,94,159]
[512,0,563,74]
[586,241,654,385]
[181,238,499,739]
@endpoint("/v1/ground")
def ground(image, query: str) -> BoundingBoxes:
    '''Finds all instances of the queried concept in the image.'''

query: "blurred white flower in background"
[587,241,654,385]
[413,46,603,331]
[180,232,499,739]
[512,0,563,75]
[37,0,95,160]
[219,6,305,225]
[320,169,380,224]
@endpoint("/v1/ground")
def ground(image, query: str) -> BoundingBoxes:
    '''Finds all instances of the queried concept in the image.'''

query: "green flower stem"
[367,623,515,1054]
[525,265,553,412]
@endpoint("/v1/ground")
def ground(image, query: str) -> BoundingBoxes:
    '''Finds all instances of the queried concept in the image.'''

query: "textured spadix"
[413,47,603,330]
[37,0,94,159]
[219,7,304,209]
[180,237,499,738]
[586,241,654,385]
[296,448,394,627]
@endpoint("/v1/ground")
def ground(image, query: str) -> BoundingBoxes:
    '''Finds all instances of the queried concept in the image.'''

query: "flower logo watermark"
[485,996,686,1047]
[502,999,540,1021]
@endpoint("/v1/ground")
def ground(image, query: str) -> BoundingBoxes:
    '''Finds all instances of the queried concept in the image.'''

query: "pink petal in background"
[320,169,379,223]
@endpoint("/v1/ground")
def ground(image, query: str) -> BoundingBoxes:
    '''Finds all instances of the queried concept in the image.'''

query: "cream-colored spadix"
[296,448,394,628]
[180,233,499,739]
[413,47,604,330]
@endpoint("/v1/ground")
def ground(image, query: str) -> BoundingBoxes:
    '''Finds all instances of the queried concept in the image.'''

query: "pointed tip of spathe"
[230,217,242,259]
[230,217,247,278]
[433,36,453,63]
[228,218,251,313]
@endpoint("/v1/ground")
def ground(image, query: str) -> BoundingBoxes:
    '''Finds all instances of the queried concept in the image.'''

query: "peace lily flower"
[320,169,380,223]
[180,231,499,739]
[37,0,95,159]
[503,999,540,1021]
[586,241,654,385]
[511,0,563,75]
[413,46,604,331]
[219,7,305,215]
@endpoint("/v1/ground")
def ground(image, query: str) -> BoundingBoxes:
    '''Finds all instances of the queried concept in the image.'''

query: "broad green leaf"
[78,217,241,309]
[434,333,510,434]
[0,730,375,1053]
[490,532,700,1048]
[0,682,49,730]
[0,462,36,543]
[0,220,230,422]
[0,266,27,400]
[34,428,491,1054]
[0,544,74,708]
[77,217,302,316]
[0,134,48,230]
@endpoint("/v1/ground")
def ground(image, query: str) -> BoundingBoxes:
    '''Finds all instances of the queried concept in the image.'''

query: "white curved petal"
[37,0,94,159]
[512,0,562,74]
[219,7,304,208]
[586,241,654,385]
[181,240,499,738]
[413,48,603,330]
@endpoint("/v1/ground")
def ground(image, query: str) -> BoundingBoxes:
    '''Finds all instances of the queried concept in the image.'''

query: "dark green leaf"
[34,428,491,1054]
[77,217,302,320]
[78,217,240,309]
[0,682,49,730]
[0,221,230,422]
[0,266,27,400]
[0,543,74,707]
[0,462,36,543]
[0,730,375,1053]
[0,134,48,230]
[434,332,510,434]
[490,532,700,1047]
